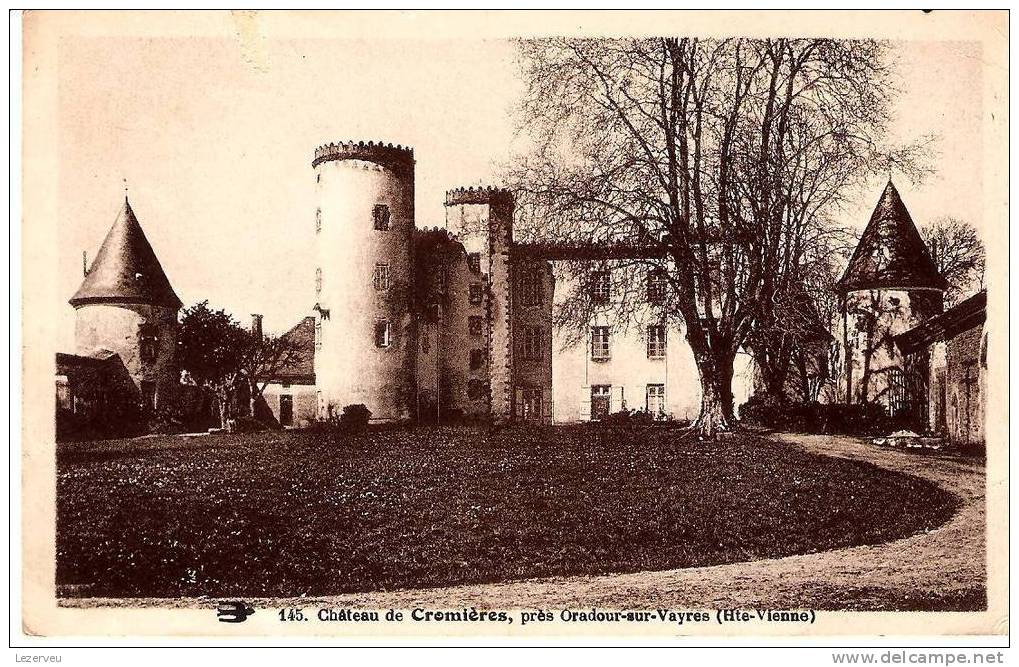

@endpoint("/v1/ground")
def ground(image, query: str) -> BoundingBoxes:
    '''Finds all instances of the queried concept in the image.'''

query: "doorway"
[279,394,293,427]
[591,384,611,420]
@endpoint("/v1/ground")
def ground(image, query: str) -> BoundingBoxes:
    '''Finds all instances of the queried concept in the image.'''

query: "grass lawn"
[57,426,958,598]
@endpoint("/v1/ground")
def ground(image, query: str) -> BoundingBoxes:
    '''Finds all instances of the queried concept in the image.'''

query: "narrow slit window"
[374,320,391,348]
[373,204,391,231]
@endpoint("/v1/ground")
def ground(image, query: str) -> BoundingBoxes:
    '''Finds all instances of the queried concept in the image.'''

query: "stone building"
[257,316,318,428]
[267,139,751,426]
[837,181,947,424]
[57,198,182,437]
[895,290,987,448]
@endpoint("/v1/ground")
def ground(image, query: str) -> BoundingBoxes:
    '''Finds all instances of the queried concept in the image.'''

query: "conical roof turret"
[837,181,947,293]
[70,198,182,309]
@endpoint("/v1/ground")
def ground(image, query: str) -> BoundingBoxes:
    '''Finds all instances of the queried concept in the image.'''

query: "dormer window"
[373,204,391,231]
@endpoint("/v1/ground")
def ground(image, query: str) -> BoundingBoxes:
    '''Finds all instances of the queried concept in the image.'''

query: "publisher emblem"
[217,600,255,623]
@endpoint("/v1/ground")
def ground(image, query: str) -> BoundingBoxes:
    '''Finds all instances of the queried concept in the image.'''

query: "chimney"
[251,314,263,340]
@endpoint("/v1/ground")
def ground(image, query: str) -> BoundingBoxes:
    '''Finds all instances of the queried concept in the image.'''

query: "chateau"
[56,140,986,447]
[262,140,753,427]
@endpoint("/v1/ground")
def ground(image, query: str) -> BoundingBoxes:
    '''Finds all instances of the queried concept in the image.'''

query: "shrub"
[226,416,273,434]
[738,396,910,436]
[596,408,687,427]
[340,404,372,432]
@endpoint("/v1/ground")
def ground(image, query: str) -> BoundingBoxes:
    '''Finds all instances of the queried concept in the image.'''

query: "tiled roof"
[70,199,182,309]
[895,290,987,354]
[838,181,947,293]
[260,316,316,385]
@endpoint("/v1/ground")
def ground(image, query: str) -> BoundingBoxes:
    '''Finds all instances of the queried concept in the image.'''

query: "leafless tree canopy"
[509,37,927,433]
[922,216,986,306]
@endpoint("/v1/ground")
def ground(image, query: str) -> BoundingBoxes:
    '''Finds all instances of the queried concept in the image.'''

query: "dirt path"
[69,433,985,611]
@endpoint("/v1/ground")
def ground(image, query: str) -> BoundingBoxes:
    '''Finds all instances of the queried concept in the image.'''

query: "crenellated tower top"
[444,186,514,208]
[312,140,415,175]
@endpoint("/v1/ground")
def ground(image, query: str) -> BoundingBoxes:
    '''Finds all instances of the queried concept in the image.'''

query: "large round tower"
[70,197,181,413]
[312,141,416,422]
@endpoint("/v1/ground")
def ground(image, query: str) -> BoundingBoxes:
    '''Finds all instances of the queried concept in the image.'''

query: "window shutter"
[613,385,625,412]
[580,385,591,419]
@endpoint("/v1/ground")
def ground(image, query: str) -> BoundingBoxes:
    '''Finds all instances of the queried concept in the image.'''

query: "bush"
[595,408,687,428]
[225,416,273,434]
[339,404,372,432]
[738,396,910,436]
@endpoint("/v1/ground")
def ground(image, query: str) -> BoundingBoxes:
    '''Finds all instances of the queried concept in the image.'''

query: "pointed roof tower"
[70,198,182,309]
[837,181,947,293]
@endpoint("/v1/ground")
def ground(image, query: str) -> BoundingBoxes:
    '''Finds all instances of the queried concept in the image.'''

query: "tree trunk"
[753,347,790,407]
[216,389,228,428]
[691,346,736,438]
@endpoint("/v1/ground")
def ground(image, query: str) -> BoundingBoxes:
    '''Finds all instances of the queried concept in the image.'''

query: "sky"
[54,34,986,349]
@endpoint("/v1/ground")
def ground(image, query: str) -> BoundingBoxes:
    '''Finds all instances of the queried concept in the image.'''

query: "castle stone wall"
[842,288,942,413]
[73,302,178,411]
[314,143,416,422]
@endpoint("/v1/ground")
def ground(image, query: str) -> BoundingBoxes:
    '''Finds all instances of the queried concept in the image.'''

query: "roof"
[512,241,669,261]
[56,350,120,371]
[837,181,948,293]
[895,289,986,355]
[70,198,182,309]
[259,316,316,385]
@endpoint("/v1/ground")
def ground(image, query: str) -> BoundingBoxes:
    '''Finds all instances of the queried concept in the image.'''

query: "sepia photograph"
[16,8,1009,647]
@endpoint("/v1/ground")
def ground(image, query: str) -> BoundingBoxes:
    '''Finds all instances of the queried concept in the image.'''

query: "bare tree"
[510,37,915,434]
[179,301,305,427]
[922,216,986,305]
[240,333,306,419]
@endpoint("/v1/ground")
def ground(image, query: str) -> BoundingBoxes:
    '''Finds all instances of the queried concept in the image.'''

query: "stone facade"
[896,290,986,449]
[73,302,179,411]
[58,198,182,438]
[66,152,973,436]
[837,181,947,422]
[312,142,417,422]
[840,287,942,415]
[268,141,757,426]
